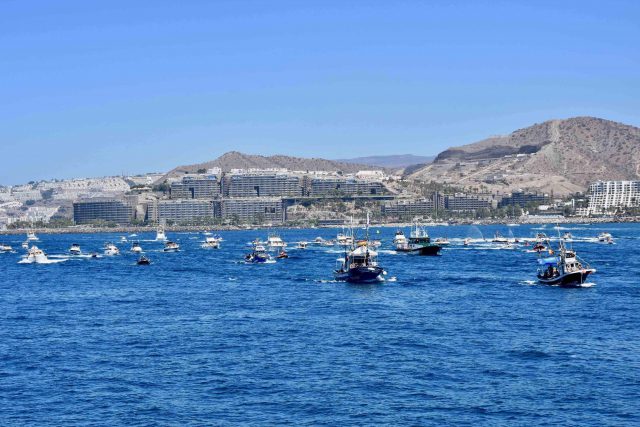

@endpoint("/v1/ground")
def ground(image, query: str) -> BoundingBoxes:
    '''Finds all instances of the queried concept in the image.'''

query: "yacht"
[69,243,82,255]
[155,225,168,241]
[537,240,596,287]
[598,232,612,243]
[20,246,51,264]
[104,243,120,256]
[201,237,220,249]
[396,223,441,255]
[336,231,354,247]
[131,242,143,253]
[393,230,408,250]
[0,244,12,252]
[266,233,286,250]
[245,243,271,263]
[492,232,508,244]
[27,231,39,242]
[163,241,180,252]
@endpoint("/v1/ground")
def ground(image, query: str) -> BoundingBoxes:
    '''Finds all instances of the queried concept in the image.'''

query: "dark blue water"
[1,224,639,425]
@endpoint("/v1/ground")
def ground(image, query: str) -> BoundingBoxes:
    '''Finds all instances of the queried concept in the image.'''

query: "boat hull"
[397,245,441,256]
[538,269,595,287]
[336,266,384,283]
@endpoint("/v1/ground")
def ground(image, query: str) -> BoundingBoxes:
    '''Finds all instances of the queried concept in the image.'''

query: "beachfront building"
[305,176,384,197]
[381,194,445,219]
[498,191,549,208]
[170,174,221,199]
[444,193,496,212]
[586,180,640,215]
[157,199,215,223]
[220,197,284,223]
[73,198,133,225]
[223,171,303,198]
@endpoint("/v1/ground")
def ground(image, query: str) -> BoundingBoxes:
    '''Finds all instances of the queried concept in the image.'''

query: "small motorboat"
[26,231,39,242]
[21,241,29,249]
[463,238,471,247]
[131,242,143,253]
[297,241,308,250]
[120,236,128,243]
[245,244,271,263]
[69,243,82,255]
[492,232,508,244]
[370,239,382,248]
[597,232,612,242]
[434,237,450,246]
[164,241,180,252]
[155,225,168,241]
[276,250,289,259]
[0,244,12,252]
[19,246,64,264]
[532,242,546,252]
[537,241,595,287]
[201,237,220,249]
[137,255,151,265]
[266,233,287,250]
[313,237,326,245]
[104,243,120,256]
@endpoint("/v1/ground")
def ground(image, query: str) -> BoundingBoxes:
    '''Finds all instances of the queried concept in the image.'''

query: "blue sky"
[1,0,638,184]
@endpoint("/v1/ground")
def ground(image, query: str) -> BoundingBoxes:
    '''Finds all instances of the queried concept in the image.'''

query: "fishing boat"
[163,241,180,252]
[201,237,220,249]
[396,223,441,255]
[137,255,151,265]
[0,243,12,252]
[537,240,596,287]
[245,243,271,263]
[27,231,39,242]
[334,213,385,283]
[131,242,143,253]
[266,233,286,250]
[69,243,82,255]
[155,224,168,241]
[492,231,508,244]
[104,243,120,256]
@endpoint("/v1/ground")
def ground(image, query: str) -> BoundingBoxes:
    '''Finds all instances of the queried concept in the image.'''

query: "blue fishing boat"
[245,243,271,264]
[537,240,595,287]
[334,213,385,283]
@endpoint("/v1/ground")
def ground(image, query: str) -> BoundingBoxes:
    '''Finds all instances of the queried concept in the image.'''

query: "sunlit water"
[1,223,639,425]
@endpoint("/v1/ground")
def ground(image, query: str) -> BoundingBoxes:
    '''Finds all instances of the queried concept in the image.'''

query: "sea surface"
[1,223,639,425]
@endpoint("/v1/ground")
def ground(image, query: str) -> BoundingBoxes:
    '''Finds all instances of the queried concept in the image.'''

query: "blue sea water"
[1,223,639,426]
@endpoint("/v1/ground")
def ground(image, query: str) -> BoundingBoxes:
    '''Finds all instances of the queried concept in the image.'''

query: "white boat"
[164,241,180,252]
[120,236,128,243]
[434,237,450,246]
[69,243,82,255]
[0,244,13,252]
[370,239,382,248]
[463,238,471,246]
[131,242,143,253]
[297,241,308,250]
[155,225,168,241]
[21,241,29,249]
[393,230,408,250]
[492,232,508,244]
[266,233,287,249]
[20,246,54,264]
[104,243,120,256]
[201,237,220,249]
[336,231,353,247]
[598,232,612,242]
[313,237,326,245]
[27,231,39,241]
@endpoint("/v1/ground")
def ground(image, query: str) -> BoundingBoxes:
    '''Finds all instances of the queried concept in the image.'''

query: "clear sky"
[1,0,639,184]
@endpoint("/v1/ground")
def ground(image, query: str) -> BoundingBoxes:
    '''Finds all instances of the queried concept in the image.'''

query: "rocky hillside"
[167,151,381,177]
[409,117,640,195]
[337,154,435,169]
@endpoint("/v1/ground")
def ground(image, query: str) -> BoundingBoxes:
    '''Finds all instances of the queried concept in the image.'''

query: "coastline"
[0,216,635,235]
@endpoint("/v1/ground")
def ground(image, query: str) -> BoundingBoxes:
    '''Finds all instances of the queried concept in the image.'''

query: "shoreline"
[0,216,635,235]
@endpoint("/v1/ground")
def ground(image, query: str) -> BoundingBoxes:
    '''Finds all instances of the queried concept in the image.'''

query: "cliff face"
[411,117,640,195]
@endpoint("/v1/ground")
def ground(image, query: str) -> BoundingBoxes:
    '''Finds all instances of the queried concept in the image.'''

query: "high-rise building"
[73,198,133,224]
[498,191,549,208]
[445,193,496,211]
[170,174,221,199]
[587,180,640,215]
[220,198,284,223]
[224,172,302,198]
[306,177,384,196]
[157,199,215,222]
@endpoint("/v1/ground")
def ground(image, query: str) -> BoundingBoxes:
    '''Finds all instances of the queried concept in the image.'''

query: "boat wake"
[18,258,67,264]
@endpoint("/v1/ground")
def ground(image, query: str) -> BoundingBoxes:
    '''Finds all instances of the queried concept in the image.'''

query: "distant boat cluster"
[1,221,611,288]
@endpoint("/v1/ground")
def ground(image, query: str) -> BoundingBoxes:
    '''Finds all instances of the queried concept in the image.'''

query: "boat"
[276,250,289,259]
[163,241,180,252]
[104,243,120,256]
[463,238,471,246]
[370,239,382,248]
[313,237,325,245]
[20,246,51,264]
[334,213,385,283]
[21,241,29,249]
[27,231,39,241]
[69,243,82,255]
[245,243,271,263]
[201,237,220,249]
[535,232,548,241]
[120,236,128,243]
[0,244,12,252]
[598,232,612,242]
[434,237,450,246]
[297,241,308,250]
[563,232,573,240]
[396,223,441,255]
[537,240,596,287]
[137,255,151,265]
[532,242,547,252]
[155,224,168,241]
[266,233,286,250]
[131,242,143,253]
[336,231,354,247]
[492,231,508,244]
[393,230,408,250]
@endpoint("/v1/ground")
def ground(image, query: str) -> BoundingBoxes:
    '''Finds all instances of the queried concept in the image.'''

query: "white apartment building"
[587,180,640,215]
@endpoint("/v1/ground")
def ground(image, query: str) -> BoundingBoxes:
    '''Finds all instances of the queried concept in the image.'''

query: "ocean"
[1,223,639,425]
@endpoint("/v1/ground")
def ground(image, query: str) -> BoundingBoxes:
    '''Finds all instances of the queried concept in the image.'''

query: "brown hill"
[166,151,382,178]
[410,117,640,195]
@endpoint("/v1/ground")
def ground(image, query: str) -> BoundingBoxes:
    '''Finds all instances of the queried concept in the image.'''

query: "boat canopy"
[351,246,377,257]
[538,257,559,266]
